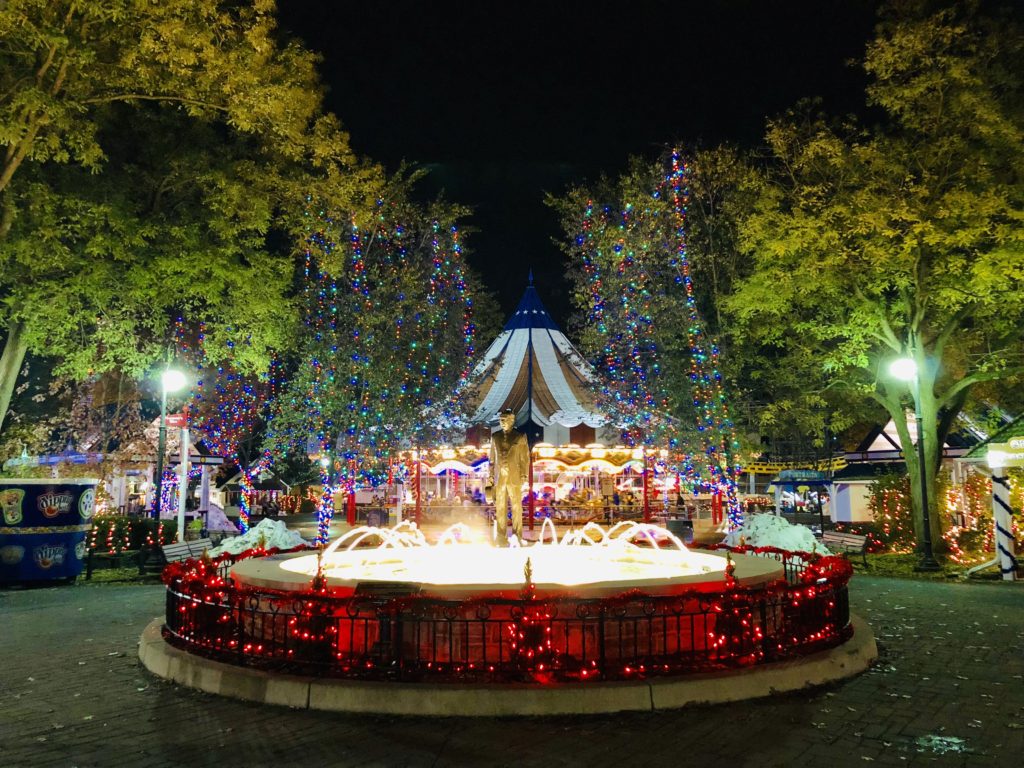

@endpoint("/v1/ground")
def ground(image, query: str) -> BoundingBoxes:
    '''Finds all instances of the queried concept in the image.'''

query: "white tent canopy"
[466,280,606,442]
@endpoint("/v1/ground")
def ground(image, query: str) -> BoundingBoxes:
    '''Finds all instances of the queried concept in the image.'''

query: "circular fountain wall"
[147,518,868,711]
[229,520,784,597]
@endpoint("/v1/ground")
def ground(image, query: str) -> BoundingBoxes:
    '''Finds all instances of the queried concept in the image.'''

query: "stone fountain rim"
[137,613,876,717]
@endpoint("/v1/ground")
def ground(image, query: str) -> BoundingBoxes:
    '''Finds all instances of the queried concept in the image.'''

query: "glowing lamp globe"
[888,358,918,382]
[162,368,187,392]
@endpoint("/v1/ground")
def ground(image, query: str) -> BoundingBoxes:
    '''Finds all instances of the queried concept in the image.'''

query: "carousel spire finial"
[528,268,534,285]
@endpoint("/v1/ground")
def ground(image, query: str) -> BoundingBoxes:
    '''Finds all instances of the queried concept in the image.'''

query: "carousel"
[398,281,720,530]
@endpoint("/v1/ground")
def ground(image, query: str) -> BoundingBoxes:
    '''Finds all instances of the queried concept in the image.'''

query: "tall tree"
[728,3,1024,552]
[0,1,381,434]
[175,321,280,532]
[551,152,744,525]
[268,188,477,541]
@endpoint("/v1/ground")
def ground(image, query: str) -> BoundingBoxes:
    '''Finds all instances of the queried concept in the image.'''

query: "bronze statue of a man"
[488,409,530,545]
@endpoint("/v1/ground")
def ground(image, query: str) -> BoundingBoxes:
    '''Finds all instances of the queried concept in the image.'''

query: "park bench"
[138,538,214,575]
[822,531,869,567]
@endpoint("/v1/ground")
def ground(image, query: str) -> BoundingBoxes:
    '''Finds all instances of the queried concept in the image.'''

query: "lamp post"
[888,357,941,571]
[153,367,187,520]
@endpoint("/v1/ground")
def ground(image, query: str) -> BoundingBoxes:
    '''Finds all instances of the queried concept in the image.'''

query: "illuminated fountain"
[231,520,782,598]
[145,518,871,715]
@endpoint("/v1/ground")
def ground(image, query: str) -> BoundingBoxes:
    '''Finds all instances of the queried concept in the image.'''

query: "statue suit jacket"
[489,428,530,486]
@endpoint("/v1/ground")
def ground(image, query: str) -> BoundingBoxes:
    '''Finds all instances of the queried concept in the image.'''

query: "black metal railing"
[162,546,852,684]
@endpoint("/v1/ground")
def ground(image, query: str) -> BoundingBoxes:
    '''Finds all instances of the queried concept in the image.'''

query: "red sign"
[164,413,188,428]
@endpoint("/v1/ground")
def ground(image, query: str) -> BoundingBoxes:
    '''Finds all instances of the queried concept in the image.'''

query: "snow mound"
[723,513,830,555]
[209,518,309,557]
[204,503,237,533]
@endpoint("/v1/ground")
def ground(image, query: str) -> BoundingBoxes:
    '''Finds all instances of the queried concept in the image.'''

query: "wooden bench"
[139,538,214,575]
[822,531,869,567]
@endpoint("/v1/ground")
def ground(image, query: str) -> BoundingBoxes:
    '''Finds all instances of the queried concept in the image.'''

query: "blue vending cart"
[0,478,98,584]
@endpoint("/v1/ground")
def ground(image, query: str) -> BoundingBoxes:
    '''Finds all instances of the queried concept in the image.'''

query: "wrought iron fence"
[162,547,852,683]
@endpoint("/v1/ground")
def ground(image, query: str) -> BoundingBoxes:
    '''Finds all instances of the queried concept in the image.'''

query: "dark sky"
[277,1,881,326]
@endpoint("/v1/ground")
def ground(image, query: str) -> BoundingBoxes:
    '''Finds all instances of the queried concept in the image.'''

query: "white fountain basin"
[230,521,784,598]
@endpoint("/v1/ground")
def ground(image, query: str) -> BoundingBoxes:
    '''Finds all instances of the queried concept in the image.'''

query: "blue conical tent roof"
[502,283,559,331]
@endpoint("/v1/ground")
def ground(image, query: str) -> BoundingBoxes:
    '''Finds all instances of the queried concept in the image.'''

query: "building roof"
[854,418,975,453]
[218,469,290,492]
[844,416,975,465]
[831,461,908,482]
[465,281,604,429]
[963,414,1024,460]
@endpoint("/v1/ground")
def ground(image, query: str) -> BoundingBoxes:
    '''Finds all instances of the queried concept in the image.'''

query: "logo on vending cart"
[78,488,96,520]
[0,544,25,565]
[38,491,74,518]
[0,488,24,525]
[33,543,67,569]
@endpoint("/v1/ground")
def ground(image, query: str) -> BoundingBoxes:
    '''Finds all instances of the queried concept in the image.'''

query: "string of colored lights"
[275,197,476,543]
[579,200,671,450]
[157,465,203,523]
[175,319,279,533]
[666,150,744,527]
[575,152,743,527]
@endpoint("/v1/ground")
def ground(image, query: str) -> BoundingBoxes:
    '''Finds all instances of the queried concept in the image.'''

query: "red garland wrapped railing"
[161,545,853,684]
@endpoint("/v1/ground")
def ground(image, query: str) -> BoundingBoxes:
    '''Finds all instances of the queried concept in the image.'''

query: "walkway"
[1,576,1022,767]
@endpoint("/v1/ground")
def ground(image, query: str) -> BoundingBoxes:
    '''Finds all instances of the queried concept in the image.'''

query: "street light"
[153,367,187,520]
[888,357,941,571]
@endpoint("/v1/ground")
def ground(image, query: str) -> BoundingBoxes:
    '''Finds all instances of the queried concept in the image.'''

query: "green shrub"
[866,474,916,552]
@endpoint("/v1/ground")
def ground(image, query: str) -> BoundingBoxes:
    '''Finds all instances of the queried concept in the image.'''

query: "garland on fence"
[161,542,853,682]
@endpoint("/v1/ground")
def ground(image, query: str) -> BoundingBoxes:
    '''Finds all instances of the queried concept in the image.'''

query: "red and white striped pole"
[528,448,535,531]
[414,451,422,526]
[642,451,651,523]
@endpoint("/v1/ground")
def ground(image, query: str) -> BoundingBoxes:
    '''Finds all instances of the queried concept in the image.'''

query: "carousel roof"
[466,279,604,429]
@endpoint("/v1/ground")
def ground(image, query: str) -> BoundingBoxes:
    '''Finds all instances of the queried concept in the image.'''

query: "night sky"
[278,1,881,326]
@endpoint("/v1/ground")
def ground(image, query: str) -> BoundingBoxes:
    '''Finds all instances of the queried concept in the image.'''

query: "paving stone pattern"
[1,576,1022,768]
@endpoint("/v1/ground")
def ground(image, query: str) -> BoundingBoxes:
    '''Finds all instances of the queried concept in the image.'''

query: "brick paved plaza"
[2,576,1022,768]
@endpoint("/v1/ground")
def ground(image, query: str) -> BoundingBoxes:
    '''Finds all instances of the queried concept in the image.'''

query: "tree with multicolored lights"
[551,151,743,526]
[269,189,476,541]
[174,322,280,532]
[727,5,1024,552]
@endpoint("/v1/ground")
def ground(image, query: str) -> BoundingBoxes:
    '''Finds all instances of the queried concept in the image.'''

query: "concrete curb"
[138,614,877,716]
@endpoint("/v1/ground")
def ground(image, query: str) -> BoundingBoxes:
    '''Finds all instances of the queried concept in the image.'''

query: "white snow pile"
[723,513,831,555]
[209,518,309,557]
[204,503,238,532]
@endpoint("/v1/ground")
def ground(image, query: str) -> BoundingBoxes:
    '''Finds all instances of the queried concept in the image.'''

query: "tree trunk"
[882,355,946,557]
[898,360,947,555]
[0,321,29,436]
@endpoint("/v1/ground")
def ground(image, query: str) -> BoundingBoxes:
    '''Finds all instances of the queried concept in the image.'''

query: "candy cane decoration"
[992,471,1018,581]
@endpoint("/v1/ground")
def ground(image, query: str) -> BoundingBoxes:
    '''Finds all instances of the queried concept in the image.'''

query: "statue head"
[498,409,516,432]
